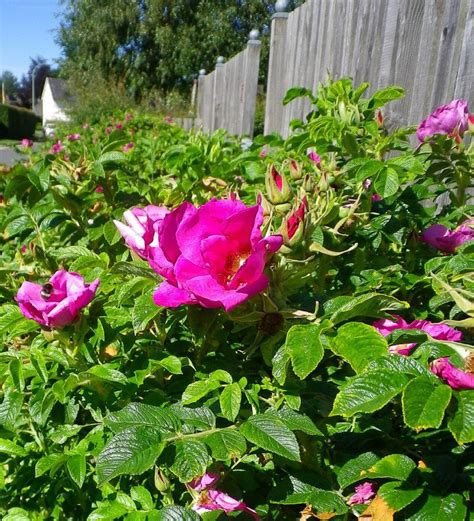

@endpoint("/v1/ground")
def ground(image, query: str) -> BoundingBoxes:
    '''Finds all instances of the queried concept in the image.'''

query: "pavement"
[0,145,27,166]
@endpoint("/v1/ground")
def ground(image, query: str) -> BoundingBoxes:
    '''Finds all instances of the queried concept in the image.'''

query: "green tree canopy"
[56,0,303,98]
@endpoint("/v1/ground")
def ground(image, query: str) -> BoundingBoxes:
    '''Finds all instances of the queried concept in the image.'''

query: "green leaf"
[182,379,220,405]
[67,454,87,488]
[219,383,242,421]
[111,261,159,280]
[0,439,27,457]
[8,359,25,391]
[448,391,474,444]
[368,86,405,108]
[283,87,315,105]
[374,167,399,198]
[240,414,301,461]
[86,365,128,384]
[159,356,182,375]
[365,454,416,481]
[308,489,348,516]
[156,506,201,521]
[331,370,408,417]
[132,291,161,334]
[35,454,67,477]
[338,452,380,488]
[402,377,452,431]
[170,405,216,431]
[331,322,388,373]
[378,481,423,512]
[273,406,322,436]
[97,427,164,484]
[97,151,127,164]
[203,429,247,460]
[324,293,409,325]
[170,440,211,482]
[105,403,181,434]
[272,345,290,385]
[285,323,327,379]
[367,355,434,379]
[405,493,467,521]
[0,390,23,431]
[130,485,154,511]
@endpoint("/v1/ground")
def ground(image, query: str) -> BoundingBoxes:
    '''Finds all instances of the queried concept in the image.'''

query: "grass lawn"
[0,138,19,147]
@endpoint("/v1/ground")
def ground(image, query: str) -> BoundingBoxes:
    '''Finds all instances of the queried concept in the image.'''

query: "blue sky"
[0,0,63,79]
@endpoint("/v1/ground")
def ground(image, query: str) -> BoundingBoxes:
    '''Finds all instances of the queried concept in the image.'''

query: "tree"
[17,56,58,108]
[0,70,19,98]
[56,0,304,98]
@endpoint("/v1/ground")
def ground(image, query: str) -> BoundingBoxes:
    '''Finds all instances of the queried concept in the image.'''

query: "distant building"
[41,78,71,134]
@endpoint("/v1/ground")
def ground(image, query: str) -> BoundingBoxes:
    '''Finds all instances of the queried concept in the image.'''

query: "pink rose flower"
[373,315,462,356]
[122,142,134,152]
[105,126,112,135]
[347,481,378,506]
[189,472,259,520]
[20,245,27,255]
[125,113,133,121]
[114,205,169,258]
[115,123,123,130]
[164,116,173,124]
[95,185,104,193]
[20,138,33,148]
[430,358,474,390]
[67,133,81,141]
[49,141,64,154]
[416,99,469,142]
[421,221,474,253]
[308,150,321,164]
[15,270,99,328]
[145,199,282,312]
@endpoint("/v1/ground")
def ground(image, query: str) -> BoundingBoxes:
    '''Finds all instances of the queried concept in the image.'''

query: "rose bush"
[0,81,473,520]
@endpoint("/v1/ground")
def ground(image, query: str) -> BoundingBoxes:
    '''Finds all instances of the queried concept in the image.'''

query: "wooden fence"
[264,0,474,137]
[187,0,473,138]
[196,31,261,136]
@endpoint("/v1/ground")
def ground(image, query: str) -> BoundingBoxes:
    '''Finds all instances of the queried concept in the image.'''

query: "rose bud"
[265,164,292,204]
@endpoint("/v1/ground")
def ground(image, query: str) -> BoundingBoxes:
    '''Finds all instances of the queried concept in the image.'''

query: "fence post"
[241,29,261,136]
[264,0,289,135]
[212,56,225,132]
[196,69,206,129]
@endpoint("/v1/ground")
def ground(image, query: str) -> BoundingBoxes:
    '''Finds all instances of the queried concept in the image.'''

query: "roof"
[43,77,71,102]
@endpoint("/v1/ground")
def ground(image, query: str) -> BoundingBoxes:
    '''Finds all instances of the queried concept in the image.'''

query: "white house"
[41,78,71,134]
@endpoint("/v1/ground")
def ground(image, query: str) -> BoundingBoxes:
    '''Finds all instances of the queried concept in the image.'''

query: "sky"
[0,0,63,79]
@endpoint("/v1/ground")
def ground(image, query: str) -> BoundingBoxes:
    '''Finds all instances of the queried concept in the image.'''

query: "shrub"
[0,104,38,139]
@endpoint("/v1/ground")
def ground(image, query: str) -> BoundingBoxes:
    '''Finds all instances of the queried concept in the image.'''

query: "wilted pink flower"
[165,116,173,124]
[115,123,123,130]
[49,141,64,154]
[20,245,27,255]
[372,194,383,202]
[67,133,80,141]
[114,205,169,258]
[15,270,99,328]
[125,113,133,121]
[347,482,378,506]
[416,99,469,142]
[105,126,112,135]
[20,138,33,148]
[259,146,268,158]
[122,142,134,152]
[82,123,89,129]
[421,221,474,253]
[95,185,104,193]
[189,472,259,520]
[308,150,321,164]
[139,199,282,312]
[373,315,462,356]
[430,358,474,390]
[63,154,70,162]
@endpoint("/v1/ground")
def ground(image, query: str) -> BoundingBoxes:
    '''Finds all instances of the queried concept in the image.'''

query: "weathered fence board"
[264,0,474,137]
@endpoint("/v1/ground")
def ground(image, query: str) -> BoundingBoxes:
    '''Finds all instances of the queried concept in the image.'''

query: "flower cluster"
[416,99,469,142]
[422,220,474,253]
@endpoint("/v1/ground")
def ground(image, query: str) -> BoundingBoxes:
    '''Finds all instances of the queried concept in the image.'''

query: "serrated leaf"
[405,493,467,521]
[402,377,452,431]
[170,440,211,482]
[67,454,86,488]
[331,370,408,417]
[159,356,182,375]
[86,365,128,384]
[170,405,216,431]
[366,454,416,481]
[104,403,180,434]
[0,439,27,457]
[9,359,25,391]
[331,322,388,373]
[309,489,348,516]
[448,391,474,444]
[219,383,241,421]
[374,167,399,198]
[285,323,326,379]
[240,414,300,461]
[378,481,423,512]
[203,429,247,460]
[35,454,67,477]
[132,291,161,333]
[182,380,220,405]
[367,355,434,379]
[111,261,159,280]
[156,506,201,521]
[97,427,164,484]
[272,345,290,385]
[0,390,23,431]
[274,406,323,436]
[97,151,127,164]
[130,485,154,511]
[338,452,380,488]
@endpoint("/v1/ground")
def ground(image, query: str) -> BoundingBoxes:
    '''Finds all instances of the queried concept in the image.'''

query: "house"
[41,78,71,134]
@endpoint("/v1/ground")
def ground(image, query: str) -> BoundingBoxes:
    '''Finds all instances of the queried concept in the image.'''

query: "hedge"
[0,104,38,139]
